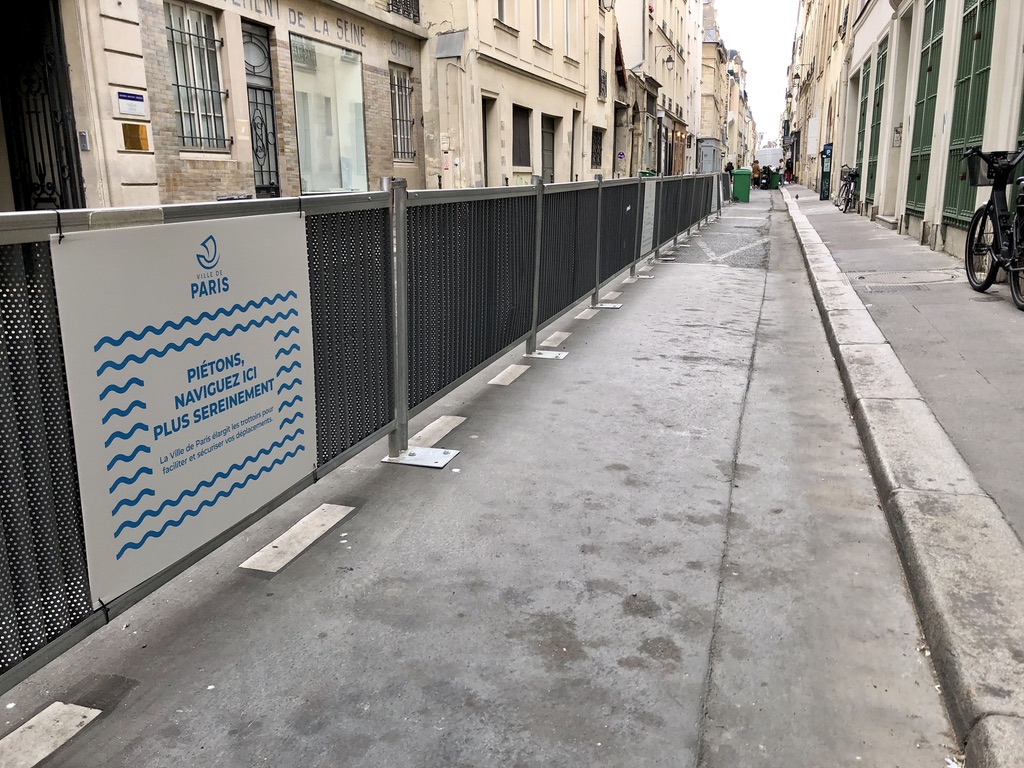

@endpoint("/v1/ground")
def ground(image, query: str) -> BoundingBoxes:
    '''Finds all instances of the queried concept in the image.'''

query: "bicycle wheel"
[964,203,998,292]
[841,186,853,213]
[1009,261,1024,310]
[834,184,844,208]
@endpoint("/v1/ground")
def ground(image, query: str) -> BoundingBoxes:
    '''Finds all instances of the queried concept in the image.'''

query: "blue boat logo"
[196,236,219,270]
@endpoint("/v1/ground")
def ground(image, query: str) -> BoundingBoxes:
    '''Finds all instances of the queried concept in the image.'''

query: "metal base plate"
[524,350,568,359]
[593,303,623,309]
[382,446,460,468]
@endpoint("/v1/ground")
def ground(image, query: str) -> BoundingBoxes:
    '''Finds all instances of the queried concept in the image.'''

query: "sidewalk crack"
[693,202,773,768]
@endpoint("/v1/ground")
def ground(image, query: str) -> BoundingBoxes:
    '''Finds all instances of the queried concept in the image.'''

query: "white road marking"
[240,503,356,573]
[410,415,467,447]
[541,331,572,347]
[575,308,600,320]
[716,238,769,261]
[0,702,101,768]
[601,291,622,300]
[489,364,530,386]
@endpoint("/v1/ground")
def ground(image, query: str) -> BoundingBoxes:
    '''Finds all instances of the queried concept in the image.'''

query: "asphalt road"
[1,189,952,767]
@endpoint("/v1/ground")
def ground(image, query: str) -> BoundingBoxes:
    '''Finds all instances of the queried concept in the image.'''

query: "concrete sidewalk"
[783,185,1024,766]
[0,191,954,767]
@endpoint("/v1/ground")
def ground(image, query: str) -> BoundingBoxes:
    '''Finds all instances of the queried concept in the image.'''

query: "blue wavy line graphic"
[97,311,299,375]
[276,361,302,377]
[93,293,298,351]
[273,326,300,342]
[101,400,147,425]
[275,344,300,359]
[115,446,307,558]
[278,412,304,430]
[111,487,156,517]
[104,422,149,448]
[276,378,303,395]
[278,396,303,412]
[99,378,144,401]
[107,444,152,472]
[113,430,306,537]
[109,466,153,494]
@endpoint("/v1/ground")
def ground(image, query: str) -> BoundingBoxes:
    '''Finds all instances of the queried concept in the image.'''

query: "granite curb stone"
[781,187,1024,764]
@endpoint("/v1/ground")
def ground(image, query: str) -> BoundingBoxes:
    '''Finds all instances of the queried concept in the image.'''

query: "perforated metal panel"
[657,179,682,246]
[0,241,90,675]
[306,207,394,466]
[539,188,599,325]
[599,182,640,282]
[407,195,536,408]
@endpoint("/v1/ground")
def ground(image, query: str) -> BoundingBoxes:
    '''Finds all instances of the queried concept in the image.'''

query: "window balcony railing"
[388,0,419,23]
[598,69,608,99]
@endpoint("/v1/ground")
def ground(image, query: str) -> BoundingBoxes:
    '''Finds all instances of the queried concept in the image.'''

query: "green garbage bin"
[731,169,752,202]
[770,172,781,189]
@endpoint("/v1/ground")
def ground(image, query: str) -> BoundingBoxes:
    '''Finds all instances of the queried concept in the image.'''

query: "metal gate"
[242,22,280,198]
[0,2,85,211]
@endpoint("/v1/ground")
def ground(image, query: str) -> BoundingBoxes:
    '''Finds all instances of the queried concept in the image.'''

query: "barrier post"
[526,175,544,355]
[676,175,687,244]
[387,177,410,459]
[630,177,643,277]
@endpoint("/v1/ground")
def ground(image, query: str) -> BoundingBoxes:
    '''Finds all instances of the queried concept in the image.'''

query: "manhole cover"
[850,269,965,287]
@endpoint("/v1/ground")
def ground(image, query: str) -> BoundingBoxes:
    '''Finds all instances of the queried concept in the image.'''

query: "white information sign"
[640,180,658,255]
[52,214,317,604]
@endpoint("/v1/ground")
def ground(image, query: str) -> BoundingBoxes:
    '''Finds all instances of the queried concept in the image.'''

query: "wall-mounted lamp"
[654,45,675,71]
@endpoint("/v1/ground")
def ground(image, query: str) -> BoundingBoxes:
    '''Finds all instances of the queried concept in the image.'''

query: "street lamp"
[654,45,675,71]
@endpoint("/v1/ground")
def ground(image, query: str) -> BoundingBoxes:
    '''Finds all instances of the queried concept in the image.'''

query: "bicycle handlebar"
[965,145,1024,169]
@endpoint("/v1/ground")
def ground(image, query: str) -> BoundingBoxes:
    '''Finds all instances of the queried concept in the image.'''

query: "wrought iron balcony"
[388,0,419,22]
[598,69,608,99]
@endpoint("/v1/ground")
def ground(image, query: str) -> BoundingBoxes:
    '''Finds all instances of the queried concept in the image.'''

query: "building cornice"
[474,51,587,97]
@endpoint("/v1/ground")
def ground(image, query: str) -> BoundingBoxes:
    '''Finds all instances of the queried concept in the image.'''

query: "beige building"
[618,0,702,175]
[697,0,726,172]
[1,0,432,211]
[789,0,1024,260]
[784,0,846,192]
[724,52,755,168]
[419,0,619,187]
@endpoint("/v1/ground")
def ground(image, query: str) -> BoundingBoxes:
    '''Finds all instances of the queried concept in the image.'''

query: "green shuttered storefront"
[942,0,995,229]
[865,38,888,204]
[906,0,944,219]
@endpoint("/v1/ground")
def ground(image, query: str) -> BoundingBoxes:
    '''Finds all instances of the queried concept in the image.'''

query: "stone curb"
[780,188,1024,764]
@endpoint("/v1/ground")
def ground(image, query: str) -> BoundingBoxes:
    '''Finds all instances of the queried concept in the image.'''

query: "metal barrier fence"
[0,173,721,689]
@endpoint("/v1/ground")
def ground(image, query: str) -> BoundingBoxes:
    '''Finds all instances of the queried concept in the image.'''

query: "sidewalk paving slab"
[782,186,1024,764]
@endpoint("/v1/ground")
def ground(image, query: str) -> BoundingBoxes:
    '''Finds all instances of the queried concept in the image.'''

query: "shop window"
[290,35,368,193]
[390,66,415,161]
[164,2,228,149]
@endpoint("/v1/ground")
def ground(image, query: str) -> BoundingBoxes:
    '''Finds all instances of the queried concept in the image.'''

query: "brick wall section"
[137,0,426,201]
[139,1,255,203]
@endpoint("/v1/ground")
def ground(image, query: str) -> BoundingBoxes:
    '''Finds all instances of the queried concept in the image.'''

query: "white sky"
[711,0,801,144]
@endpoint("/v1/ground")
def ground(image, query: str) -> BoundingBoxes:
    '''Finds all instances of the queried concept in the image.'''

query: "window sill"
[533,40,553,54]
[494,19,519,36]
[178,149,234,162]
[563,55,579,66]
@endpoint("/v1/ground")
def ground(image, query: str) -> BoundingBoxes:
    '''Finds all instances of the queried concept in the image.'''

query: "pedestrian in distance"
[725,161,735,177]
[751,159,761,188]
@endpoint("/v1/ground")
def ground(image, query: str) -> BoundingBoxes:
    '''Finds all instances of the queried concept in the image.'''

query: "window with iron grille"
[865,37,888,204]
[512,105,531,166]
[942,0,994,229]
[591,127,603,168]
[906,0,945,218]
[165,2,229,150]
[388,0,419,23]
[390,66,415,161]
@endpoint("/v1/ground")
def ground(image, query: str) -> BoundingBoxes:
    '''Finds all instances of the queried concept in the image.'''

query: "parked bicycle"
[963,146,1024,308]
[836,165,860,213]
